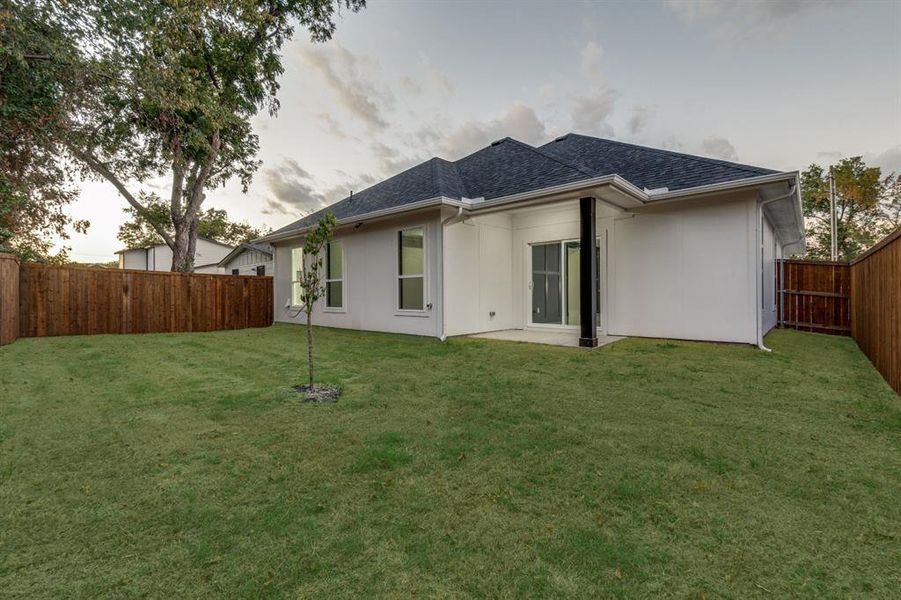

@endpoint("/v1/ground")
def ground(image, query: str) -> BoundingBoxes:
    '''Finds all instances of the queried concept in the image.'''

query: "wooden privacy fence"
[0,259,272,344]
[850,229,900,394]
[778,228,901,394]
[777,260,851,335]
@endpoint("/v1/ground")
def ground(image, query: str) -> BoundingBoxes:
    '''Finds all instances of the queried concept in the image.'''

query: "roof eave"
[257,196,463,243]
[259,171,804,244]
[644,171,798,203]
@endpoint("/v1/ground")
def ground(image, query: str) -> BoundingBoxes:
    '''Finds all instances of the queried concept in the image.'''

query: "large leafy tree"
[118,199,269,249]
[801,157,899,261]
[54,0,363,271]
[0,2,88,262]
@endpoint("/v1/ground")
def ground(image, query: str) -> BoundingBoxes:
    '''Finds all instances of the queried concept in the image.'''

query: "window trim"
[324,239,346,313]
[395,224,429,315]
[290,246,304,308]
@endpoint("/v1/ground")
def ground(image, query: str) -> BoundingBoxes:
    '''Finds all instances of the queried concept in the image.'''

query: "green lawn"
[1,326,899,598]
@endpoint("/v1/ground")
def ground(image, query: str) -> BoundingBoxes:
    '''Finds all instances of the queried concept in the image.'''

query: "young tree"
[801,157,899,260]
[118,199,269,249]
[294,213,336,389]
[49,0,363,271]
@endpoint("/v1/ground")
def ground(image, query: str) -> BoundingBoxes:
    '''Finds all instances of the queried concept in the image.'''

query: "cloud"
[423,60,454,96]
[315,112,351,140]
[437,103,551,160]
[262,160,381,216]
[700,136,739,161]
[572,90,617,137]
[399,75,422,95]
[572,41,618,137]
[301,43,393,129]
[665,0,841,40]
[538,83,556,102]
[866,145,901,176]
[399,56,454,98]
[665,0,833,23]
[580,41,605,86]
[817,150,843,161]
[261,159,328,215]
[370,142,426,176]
[627,105,654,135]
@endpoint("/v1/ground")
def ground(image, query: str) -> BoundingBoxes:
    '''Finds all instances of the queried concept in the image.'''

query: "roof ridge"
[431,157,469,199]
[553,133,775,177]
[501,137,600,179]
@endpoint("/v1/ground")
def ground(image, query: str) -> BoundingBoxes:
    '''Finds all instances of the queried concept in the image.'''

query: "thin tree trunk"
[306,308,314,387]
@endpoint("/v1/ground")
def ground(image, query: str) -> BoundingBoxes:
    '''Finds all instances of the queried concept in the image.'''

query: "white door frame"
[527,234,606,334]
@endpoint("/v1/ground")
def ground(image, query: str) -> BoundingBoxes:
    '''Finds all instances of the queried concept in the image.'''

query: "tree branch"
[186,130,221,214]
[66,142,174,247]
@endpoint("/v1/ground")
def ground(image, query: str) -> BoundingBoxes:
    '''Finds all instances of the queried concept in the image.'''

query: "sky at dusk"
[62,0,901,262]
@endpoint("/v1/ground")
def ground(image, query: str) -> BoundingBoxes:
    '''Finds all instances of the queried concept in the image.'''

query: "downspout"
[757,184,797,351]
[438,206,465,341]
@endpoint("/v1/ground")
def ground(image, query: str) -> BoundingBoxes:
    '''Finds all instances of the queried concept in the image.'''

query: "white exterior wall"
[119,249,147,270]
[611,193,758,343]
[273,211,443,337]
[193,264,225,274]
[443,212,514,336]
[117,239,231,272]
[194,239,232,270]
[269,193,769,344]
[510,201,618,332]
[222,249,273,275]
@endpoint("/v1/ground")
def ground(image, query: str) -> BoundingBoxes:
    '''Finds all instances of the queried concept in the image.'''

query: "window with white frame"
[397,227,425,310]
[325,240,343,309]
[291,247,304,306]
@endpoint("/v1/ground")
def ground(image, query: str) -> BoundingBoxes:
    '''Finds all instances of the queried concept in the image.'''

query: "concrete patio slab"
[468,329,626,348]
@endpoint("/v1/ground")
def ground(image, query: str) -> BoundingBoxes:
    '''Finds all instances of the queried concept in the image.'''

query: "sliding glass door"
[531,243,562,324]
[530,239,602,329]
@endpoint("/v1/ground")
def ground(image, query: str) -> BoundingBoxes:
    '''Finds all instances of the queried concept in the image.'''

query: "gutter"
[260,170,801,245]
[646,171,798,203]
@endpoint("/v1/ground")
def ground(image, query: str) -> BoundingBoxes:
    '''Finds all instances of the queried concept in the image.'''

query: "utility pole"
[829,166,838,261]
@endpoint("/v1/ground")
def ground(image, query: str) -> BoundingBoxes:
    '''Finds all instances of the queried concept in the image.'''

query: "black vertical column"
[579,197,598,348]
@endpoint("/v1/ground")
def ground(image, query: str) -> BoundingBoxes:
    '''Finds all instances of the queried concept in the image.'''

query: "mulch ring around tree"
[293,383,341,403]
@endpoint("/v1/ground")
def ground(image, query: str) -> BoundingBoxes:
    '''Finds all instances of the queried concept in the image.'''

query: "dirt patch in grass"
[293,383,341,403]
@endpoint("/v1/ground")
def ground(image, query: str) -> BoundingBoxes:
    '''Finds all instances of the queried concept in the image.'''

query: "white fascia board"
[259,196,460,243]
[465,175,646,214]
[259,171,803,244]
[259,178,645,243]
[644,172,798,203]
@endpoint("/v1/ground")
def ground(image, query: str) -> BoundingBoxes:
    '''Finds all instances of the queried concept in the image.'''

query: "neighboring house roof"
[268,132,781,238]
[114,236,234,254]
[216,242,273,267]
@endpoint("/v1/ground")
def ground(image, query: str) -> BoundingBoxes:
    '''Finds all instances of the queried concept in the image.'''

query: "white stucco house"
[259,134,805,348]
[116,238,232,273]
[217,242,273,276]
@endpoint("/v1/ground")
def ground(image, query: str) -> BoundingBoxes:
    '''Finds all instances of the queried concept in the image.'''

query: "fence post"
[0,253,20,346]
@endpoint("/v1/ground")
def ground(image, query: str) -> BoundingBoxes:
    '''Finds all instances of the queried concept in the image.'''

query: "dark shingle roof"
[270,133,778,236]
[540,134,776,191]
